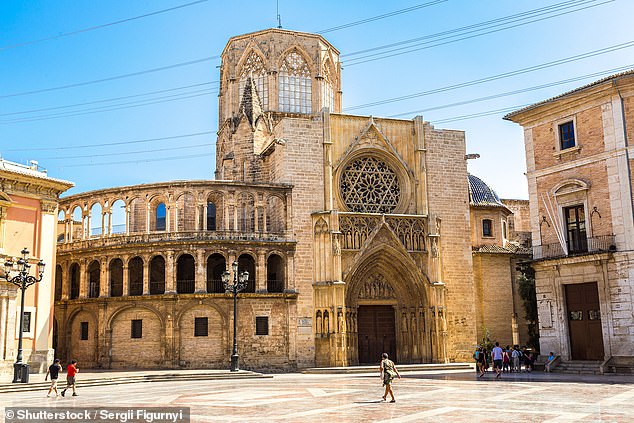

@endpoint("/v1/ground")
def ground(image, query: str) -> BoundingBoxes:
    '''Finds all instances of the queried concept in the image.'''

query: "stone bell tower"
[215,28,342,183]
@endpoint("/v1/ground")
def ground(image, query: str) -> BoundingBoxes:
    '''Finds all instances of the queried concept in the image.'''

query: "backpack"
[473,351,479,361]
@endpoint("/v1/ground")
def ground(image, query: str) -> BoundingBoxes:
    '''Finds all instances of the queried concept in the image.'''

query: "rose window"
[340,157,400,213]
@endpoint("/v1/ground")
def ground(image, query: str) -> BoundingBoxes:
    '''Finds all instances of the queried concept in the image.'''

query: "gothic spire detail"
[238,76,265,130]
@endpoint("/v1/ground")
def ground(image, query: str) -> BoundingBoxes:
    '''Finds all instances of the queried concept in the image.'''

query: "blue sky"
[1,0,633,198]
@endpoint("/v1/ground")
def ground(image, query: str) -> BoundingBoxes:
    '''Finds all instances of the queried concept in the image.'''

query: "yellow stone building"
[53,28,529,370]
[506,70,634,373]
[0,159,72,380]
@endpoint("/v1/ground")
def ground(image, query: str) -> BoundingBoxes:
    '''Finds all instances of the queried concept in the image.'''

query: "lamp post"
[3,248,46,383]
[221,261,249,372]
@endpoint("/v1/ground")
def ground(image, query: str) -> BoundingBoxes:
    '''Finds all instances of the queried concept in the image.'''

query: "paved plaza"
[1,369,634,422]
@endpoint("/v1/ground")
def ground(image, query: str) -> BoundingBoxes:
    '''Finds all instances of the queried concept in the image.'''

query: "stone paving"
[1,369,634,422]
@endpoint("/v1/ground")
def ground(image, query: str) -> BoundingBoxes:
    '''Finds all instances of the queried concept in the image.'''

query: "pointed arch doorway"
[357,304,396,364]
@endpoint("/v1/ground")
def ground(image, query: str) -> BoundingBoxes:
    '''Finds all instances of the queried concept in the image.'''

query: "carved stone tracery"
[340,157,400,213]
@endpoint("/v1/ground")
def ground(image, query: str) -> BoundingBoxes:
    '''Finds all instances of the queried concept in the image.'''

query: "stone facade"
[54,28,531,370]
[0,159,72,380]
[505,70,634,371]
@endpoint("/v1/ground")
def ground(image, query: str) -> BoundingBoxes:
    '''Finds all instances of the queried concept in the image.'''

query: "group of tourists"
[473,343,537,377]
[45,359,79,398]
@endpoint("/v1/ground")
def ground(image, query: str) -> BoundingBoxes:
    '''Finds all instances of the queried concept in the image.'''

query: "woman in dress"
[380,352,401,402]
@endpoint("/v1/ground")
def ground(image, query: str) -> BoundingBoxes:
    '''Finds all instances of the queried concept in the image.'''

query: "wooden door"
[565,282,604,360]
[357,305,396,364]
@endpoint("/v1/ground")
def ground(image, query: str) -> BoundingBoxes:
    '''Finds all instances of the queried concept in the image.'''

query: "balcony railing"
[533,235,616,259]
[57,230,292,251]
[177,279,195,294]
[207,279,225,294]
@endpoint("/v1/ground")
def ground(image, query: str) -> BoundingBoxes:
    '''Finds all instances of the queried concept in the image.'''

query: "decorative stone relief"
[358,274,395,300]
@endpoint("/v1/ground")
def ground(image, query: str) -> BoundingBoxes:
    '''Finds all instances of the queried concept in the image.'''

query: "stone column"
[143,256,150,295]
[79,260,87,298]
[285,192,293,236]
[100,258,108,297]
[286,252,295,292]
[61,261,69,300]
[203,203,208,230]
[256,250,267,293]
[122,263,129,296]
[195,204,201,231]
[82,211,88,240]
[195,250,206,293]
[125,205,130,235]
[165,251,176,294]
[146,203,151,234]
[168,204,173,232]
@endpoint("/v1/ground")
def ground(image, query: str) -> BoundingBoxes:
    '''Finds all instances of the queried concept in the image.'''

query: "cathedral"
[52,28,528,370]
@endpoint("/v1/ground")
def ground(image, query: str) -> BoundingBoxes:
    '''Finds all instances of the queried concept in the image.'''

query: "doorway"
[565,282,604,360]
[357,305,396,364]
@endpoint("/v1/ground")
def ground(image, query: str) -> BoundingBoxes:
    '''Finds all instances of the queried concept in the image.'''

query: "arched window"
[71,206,83,240]
[129,198,146,233]
[88,260,100,298]
[239,51,268,110]
[177,254,195,294]
[238,254,256,293]
[279,50,311,114]
[321,58,335,111]
[128,257,144,296]
[267,254,285,293]
[57,210,66,243]
[237,193,255,232]
[89,203,102,237]
[111,199,126,234]
[177,194,195,231]
[109,259,123,297]
[207,202,217,231]
[69,263,80,299]
[150,256,165,295]
[155,203,166,231]
[206,254,226,293]
[482,219,493,237]
[54,265,63,301]
[266,196,285,233]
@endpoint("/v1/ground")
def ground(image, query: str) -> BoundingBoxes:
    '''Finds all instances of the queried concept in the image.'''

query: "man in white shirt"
[491,342,504,379]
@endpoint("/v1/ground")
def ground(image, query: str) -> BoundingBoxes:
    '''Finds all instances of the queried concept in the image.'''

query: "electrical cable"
[53,152,214,168]
[1,0,209,52]
[344,40,634,111]
[38,143,213,160]
[2,131,214,152]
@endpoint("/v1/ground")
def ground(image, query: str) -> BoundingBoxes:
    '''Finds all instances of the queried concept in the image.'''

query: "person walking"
[512,345,522,372]
[491,342,504,379]
[45,359,62,397]
[476,346,486,377]
[502,347,510,373]
[61,360,79,397]
[380,352,401,403]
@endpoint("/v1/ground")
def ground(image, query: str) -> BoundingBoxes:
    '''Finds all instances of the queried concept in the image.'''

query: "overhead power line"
[0,56,218,100]
[1,88,217,124]
[316,0,448,34]
[344,40,634,111]
[388,64,634,118]
[0,82,217,117]
[2,131,214,152]
[343,0,613,66]
[1,0,209,52]
[54,152,215,168]
[38,143,213,160]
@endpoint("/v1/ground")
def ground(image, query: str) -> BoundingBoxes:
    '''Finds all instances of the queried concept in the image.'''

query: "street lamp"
[3,248,46,383]
[222,261,249,372]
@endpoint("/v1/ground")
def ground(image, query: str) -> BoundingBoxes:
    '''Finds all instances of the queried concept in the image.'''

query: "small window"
[502,221,508,239]
[559,121,575,150]
[131,319,143,339]
[256,316,269,336]
[22,312,31,333]
[482,219,493,237]
[80,322,89,340]
[194,317,208,337]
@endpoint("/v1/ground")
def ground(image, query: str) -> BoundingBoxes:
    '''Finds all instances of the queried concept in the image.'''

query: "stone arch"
[87,260,100,298]
[107,304,165,369]
[266,194,285,233]
[54,265,63,301]
[88,202,103,237]
[128,256,144,296]
[128,196,146,233]
[266,253,285,293]
[552,178,590,195]
[69,262,80,300]
[175,302,227,368]
[110,199,126,234]
[109,258,124,297]
[149,255,165,295]
[237,252,256,293]
[206,253,227,293]
[65,307,99,367]
[276,45,316,76]
[236,192,255,232]
[176,192,196,231]
[176,253,195,294]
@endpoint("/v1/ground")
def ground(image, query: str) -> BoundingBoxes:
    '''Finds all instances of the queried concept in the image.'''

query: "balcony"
[533,235,616,260]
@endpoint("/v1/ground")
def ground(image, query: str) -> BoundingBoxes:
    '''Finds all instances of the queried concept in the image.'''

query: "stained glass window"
[239,51,268,110]
[340,157,400,213]
[279,50,311,113]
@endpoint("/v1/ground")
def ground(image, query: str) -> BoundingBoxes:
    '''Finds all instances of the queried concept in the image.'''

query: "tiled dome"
[468,174,505,208]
